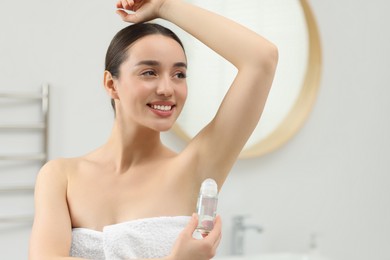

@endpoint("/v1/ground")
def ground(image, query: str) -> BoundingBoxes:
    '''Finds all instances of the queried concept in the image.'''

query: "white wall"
[0,0,389,259]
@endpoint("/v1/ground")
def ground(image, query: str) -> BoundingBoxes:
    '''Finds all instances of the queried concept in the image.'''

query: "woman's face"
[114,34,188,132]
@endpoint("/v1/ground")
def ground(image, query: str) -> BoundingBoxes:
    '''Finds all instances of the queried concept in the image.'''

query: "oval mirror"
[164,0,321,158]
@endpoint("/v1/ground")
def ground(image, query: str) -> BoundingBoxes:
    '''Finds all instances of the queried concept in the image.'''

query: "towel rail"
[0,93,43,99]
[0,84,49,163]
[0,215,33,223]
[41,83,49,162]
[0,154,46,161]
[0,84,49,227]
[0,123,45,130]
[0,84,48,100]
[0,186,34,193]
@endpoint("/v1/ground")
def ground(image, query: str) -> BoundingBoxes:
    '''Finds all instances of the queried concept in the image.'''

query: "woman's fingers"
[115,0,156,24]
[207,216,222,256]
[120,0,128,9]
[116,9,130,21]
[119,0,146,11]
[170,214,222,259]
[116,0,132,21]
[205,215,222,244]
[184,213,199,236]
[117,0,140,11]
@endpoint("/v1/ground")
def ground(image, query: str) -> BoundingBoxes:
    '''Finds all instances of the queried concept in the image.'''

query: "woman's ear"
[103,70,119,99]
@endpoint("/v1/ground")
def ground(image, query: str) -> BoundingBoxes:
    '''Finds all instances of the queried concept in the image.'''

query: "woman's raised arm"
[117,0,278,186]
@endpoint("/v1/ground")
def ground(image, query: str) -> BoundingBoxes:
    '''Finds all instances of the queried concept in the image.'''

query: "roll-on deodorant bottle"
[196,178,218,236]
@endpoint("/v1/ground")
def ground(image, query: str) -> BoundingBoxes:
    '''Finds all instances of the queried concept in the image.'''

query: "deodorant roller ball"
[196,178,218,236]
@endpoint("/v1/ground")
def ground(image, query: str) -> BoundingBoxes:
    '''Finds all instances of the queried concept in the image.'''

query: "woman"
[29,0,278,259]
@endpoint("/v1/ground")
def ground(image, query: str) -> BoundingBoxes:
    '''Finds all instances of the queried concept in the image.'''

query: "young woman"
[29,0,278,259]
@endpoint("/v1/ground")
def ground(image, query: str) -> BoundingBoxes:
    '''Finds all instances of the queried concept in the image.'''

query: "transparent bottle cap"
[200,178,218,196]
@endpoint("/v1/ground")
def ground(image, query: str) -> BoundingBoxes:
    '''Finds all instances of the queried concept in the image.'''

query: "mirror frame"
[172,0,322,158]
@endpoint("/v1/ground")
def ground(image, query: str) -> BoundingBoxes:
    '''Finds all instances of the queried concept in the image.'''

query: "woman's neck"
[101,121,166,174]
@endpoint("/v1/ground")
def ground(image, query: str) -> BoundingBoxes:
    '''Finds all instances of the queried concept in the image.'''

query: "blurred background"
[0,0,389,259]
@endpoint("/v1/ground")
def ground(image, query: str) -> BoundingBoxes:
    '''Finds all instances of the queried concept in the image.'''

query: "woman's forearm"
[160,0,277,69]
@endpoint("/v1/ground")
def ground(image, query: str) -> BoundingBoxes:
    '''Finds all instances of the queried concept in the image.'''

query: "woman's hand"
[116,0,168,24]
[167,213,222,260]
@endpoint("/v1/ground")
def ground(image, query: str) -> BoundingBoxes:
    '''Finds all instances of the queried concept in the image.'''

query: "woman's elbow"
[269,43,279,66]
[258,42,279,73]
[240,41,278,73]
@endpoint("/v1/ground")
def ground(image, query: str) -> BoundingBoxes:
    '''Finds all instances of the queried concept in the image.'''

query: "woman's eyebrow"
[173,62,187,69]
[135,60,160,67]
[135,60,187,69]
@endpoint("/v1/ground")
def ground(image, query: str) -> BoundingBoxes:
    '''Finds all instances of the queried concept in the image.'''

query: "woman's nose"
[156,77,174,97]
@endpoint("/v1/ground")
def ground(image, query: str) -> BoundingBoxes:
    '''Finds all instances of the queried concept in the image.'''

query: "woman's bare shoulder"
[40,157,83,173]
[36,156,87,186]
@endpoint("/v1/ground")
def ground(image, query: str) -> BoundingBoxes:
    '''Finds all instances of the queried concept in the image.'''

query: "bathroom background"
[0,0,389,260]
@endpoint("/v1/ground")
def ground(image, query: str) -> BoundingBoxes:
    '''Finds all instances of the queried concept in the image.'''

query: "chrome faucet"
[231,215,263,255]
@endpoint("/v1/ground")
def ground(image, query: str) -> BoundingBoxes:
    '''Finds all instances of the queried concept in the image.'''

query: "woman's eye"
[175,72,187,79]
[141,70,157,77]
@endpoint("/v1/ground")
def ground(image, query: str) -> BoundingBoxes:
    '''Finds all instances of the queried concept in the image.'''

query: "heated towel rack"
[0,83,49,223]
[0,83,49,163]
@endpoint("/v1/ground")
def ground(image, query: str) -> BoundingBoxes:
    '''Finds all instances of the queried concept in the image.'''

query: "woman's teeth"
[151,105,172,111]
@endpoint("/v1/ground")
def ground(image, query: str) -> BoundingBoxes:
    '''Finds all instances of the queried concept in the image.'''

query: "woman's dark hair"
[105,23,185,112]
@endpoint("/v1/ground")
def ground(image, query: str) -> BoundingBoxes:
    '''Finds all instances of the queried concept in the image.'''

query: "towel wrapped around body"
[70,216,191,260]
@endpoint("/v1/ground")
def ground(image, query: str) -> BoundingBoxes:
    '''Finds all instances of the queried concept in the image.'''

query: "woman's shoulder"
[40,156,83,172]
[36,156,87,184]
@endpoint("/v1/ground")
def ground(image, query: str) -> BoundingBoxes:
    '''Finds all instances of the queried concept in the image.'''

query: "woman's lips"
[147,102,176,117]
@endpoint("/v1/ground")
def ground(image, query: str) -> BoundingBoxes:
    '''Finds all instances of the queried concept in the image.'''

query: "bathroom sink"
[215,253,331,260]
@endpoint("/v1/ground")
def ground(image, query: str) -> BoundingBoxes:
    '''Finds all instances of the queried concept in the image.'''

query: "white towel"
[70,216,191,260]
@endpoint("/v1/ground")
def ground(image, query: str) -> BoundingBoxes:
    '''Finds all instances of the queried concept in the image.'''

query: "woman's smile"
[147,101,176,117]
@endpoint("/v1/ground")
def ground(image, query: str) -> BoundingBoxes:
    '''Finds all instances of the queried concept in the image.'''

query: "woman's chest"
[67,162,198,230]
